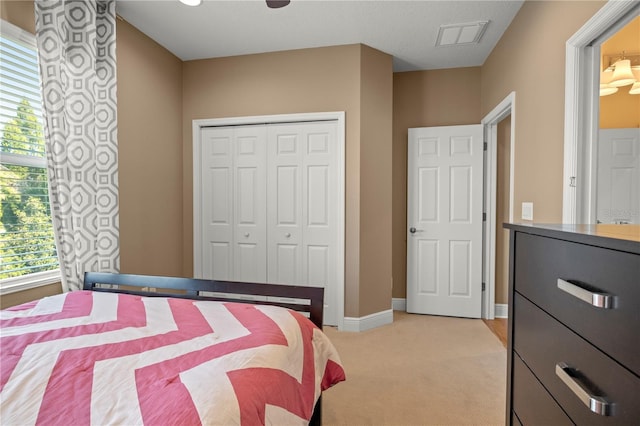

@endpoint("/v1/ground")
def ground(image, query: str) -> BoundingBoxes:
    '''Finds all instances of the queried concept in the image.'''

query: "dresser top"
[504,223,640,254]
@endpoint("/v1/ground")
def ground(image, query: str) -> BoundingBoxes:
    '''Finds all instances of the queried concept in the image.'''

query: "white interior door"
[233,126,267,282]
[267,122,338,325]
[407,124,483,318]
[597,128,640,224]
[200,127,234,281]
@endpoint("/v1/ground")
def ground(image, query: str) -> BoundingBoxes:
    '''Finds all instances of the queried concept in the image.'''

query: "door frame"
[481,92,515,320]
[562,1,639,224]
[192,111,346,330]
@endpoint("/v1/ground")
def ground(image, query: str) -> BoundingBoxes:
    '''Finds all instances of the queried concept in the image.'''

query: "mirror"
[597,16,640,224]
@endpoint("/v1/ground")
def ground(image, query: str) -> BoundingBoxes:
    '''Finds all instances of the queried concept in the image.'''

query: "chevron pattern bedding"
[0,291,345,425]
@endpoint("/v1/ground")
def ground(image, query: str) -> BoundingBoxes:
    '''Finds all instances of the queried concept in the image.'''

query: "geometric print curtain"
[34,0,119,291]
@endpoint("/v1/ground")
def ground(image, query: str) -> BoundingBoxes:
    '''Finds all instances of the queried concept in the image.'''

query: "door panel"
[268,127,303,285]
[201,128,234,281]
[407,124,483,318]
[267,122,338,325]
[233,127,267,282]
[597,128,640,224]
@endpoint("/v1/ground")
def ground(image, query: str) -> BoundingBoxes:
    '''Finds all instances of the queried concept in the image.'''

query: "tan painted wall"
[2,0,611,315]
[0,282,62,309]
[116,19,184,277]
[481,0,605,223]
[0,2,183,308]
[391,68,482,299]
[600,16,640,129]
[0,0,34,32]
[182,44,393,317]
[496,116,511,305]
[359,45,394,315]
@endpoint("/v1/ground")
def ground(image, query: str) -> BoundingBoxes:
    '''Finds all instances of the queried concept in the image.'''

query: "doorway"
[404,91,514,321]
[481,92,515,319]
[482,92,516,320]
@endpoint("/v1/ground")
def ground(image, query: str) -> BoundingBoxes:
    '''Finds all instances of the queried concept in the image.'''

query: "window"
[0,19,59,292]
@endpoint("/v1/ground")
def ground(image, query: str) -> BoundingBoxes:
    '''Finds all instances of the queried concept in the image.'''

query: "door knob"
[285,233,291,238]
[409,227,423,234]
[244,232,250,238]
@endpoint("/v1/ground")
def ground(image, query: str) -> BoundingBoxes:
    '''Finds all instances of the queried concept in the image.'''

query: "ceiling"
[116,0,524,72]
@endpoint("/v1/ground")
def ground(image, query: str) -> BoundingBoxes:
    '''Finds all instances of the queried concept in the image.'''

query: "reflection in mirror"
[597,16,640,224]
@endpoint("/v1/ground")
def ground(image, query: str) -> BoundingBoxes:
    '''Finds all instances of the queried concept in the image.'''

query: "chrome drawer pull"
[557,279,613,309]
[555,362,612,416]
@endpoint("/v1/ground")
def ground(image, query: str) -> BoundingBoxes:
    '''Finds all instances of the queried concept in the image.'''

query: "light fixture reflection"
[629,68,640,95]
[600,69,618,96]
[179,0,202,6]
[609,59,636,87]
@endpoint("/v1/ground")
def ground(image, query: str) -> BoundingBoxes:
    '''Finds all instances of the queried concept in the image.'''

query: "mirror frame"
[563,0,639,224]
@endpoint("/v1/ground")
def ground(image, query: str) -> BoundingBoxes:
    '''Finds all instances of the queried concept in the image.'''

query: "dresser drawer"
[512,353,572,426]
[513,293,640,425]
[514,232,640,375]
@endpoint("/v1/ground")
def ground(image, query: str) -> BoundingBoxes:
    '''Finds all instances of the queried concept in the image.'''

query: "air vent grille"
[435,21,489,47]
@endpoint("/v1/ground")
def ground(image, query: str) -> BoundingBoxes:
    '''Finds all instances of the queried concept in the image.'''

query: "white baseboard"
[342,309,394,332]
[389,298,508,319]
[392,298,406,311]
[494,304,508,318]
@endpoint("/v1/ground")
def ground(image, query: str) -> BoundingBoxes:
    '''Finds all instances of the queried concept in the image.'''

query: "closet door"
[267,122,338,324]
[199,120,339,325]
[267,126,303,285]
[200,128,234,281]
[233,126,267,282]
[199,126,266,283]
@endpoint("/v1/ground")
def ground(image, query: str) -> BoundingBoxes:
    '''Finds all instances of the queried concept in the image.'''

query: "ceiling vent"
[435,21,490,47]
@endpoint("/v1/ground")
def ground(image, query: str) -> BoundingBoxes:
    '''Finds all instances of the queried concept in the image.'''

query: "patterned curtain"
[35,0,119,291]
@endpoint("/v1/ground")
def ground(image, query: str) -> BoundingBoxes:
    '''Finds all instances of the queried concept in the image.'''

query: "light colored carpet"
[321,311,506,426]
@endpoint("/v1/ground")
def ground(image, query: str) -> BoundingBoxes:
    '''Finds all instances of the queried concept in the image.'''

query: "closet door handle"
[555,362,612,416]
[244,232,250,238]
[285,233,291,238]
[557,279,613,308]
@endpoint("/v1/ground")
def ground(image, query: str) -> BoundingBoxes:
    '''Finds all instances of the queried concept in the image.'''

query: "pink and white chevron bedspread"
[0,291,345,425]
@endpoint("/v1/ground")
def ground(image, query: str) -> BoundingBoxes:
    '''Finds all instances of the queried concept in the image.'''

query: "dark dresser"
[504,223,640,425]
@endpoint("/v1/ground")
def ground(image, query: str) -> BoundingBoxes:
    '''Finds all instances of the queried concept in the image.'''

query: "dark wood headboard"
[83,272,325,329]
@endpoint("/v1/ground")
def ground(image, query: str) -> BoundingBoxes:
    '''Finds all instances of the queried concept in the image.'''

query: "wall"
[359,45,394,315]
[481,0,605,223]
[3,0,608,316]
[495,116,511,305]
[391,68,482,299]
[0,1,183,307]
[182,45,393,318]
[2,1,394,318]
[117,19,184,277]
[0,0,33,32]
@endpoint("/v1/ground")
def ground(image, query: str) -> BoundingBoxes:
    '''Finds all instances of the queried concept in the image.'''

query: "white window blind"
[0,19,59,284]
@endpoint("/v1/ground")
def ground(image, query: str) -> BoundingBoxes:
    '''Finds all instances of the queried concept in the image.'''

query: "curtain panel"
[35,0,119,291]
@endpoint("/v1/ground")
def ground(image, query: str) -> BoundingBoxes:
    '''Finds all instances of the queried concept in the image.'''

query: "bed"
[0,272,345,425]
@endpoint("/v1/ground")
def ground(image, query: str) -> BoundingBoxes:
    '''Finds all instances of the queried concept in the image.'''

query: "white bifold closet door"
[198,121,338,325]
[200,126,267,283]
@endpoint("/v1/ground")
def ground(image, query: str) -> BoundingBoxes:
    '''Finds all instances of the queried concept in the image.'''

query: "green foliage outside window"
[0,99,58,279]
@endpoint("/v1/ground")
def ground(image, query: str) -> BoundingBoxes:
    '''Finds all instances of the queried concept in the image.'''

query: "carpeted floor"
[321,311,507,426]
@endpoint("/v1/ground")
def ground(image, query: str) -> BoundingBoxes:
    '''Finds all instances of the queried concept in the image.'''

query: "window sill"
[0,270,62,295]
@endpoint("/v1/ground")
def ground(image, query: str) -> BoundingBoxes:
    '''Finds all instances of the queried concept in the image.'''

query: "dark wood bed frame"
[83,271,325,425]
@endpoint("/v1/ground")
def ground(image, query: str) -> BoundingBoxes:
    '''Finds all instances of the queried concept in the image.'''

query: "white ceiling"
[116,0,524,72]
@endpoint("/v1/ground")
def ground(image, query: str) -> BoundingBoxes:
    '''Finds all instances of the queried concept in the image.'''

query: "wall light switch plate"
[522,202,533,221]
